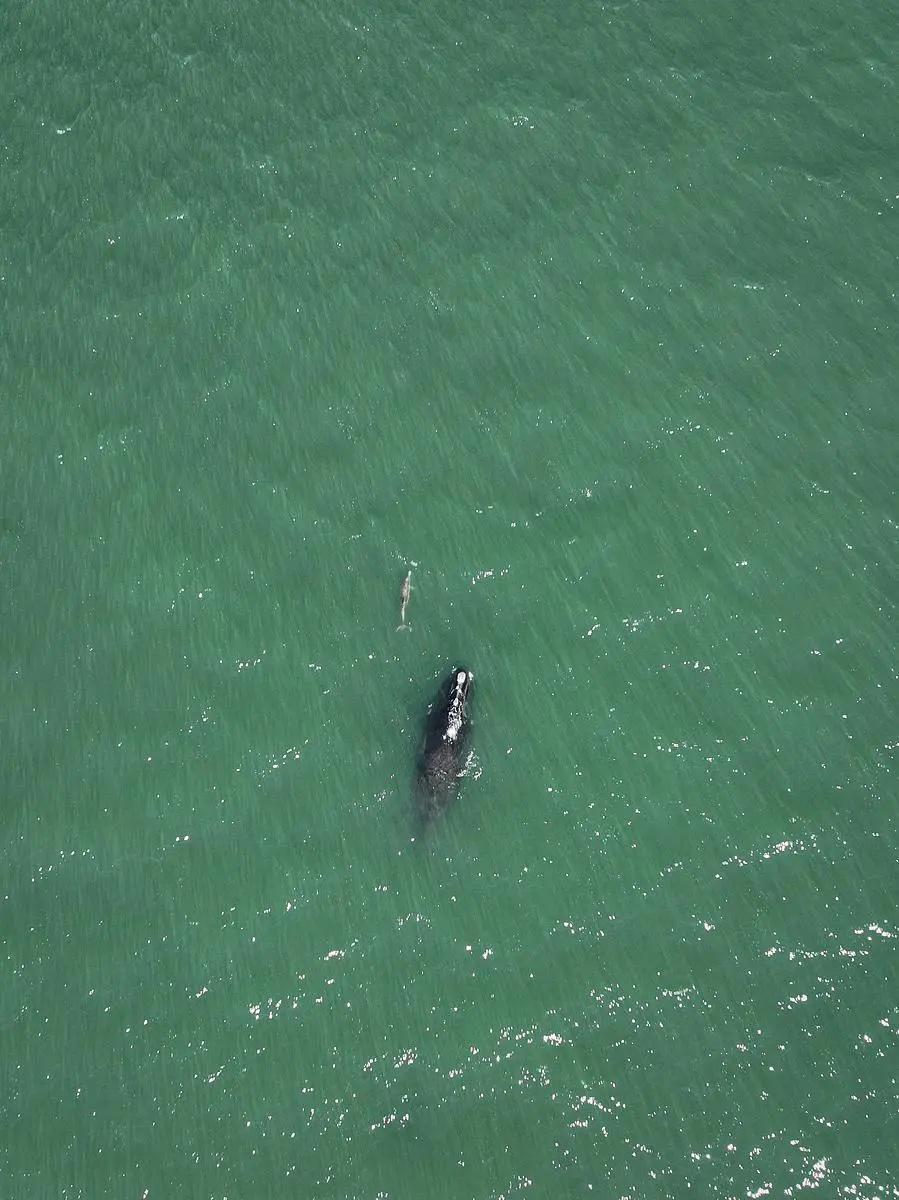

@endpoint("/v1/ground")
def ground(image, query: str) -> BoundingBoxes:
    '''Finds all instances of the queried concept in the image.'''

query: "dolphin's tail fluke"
[396,623,411,632]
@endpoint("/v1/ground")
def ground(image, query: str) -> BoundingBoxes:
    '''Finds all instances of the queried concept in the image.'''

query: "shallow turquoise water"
[2,1,897,1196]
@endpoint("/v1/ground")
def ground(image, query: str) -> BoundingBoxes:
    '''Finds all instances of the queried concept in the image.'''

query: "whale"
[416,667,474,825]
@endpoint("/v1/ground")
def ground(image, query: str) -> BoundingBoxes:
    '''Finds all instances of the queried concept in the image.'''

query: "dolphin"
[397,569,412,631]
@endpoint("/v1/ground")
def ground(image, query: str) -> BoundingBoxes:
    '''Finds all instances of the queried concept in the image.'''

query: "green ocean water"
[2,0,897,1196]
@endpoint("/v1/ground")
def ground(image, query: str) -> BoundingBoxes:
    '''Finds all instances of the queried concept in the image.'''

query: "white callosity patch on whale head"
[444,671,470,742]
[445,697,464,741]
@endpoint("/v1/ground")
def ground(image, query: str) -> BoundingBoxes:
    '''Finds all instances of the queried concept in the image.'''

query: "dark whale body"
[416,668,473,825]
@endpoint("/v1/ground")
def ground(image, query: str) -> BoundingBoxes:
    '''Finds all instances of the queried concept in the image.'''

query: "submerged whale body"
[416,668,474,824]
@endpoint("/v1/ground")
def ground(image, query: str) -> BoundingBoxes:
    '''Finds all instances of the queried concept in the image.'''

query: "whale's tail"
[396,622,411,632]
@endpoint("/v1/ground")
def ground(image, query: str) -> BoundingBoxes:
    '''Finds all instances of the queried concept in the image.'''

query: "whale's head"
[444,668,473,741]
[416,667,476,819]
